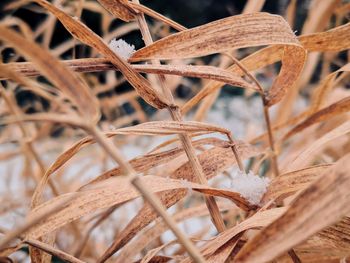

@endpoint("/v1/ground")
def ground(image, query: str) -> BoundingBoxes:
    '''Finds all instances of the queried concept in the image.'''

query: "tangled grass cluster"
[0,0,349,262]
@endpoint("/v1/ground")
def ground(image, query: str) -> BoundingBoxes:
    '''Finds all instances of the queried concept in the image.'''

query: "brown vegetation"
[0,0,349,262]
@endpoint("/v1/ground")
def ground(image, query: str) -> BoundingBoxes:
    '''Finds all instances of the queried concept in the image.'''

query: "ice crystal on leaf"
[230,170,270,205]
[108,38,135,60]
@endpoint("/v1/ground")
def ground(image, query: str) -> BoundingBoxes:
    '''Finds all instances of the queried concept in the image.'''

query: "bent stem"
[88,125,205,263]
[223,53,279,177]
[226,132,245,172]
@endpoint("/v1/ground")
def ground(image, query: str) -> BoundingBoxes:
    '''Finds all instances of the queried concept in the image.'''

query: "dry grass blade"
[235,154,350,263]
[285,121,350,171]
[0,59,256,90]
[299,22,350,52]
[262,164,333,203]
[297,217,350,257]
[204,237,239,263]
[284,96,350,140]
[130,13,300,61]
[265,45,306,106]
[310,63,350,112]
[127,2,186,32]
[112,120,230,135]
[0,25,100,121]
[33,0,170,109]
[134,64,257,90]
[97,0,136,22]
[99,0,186,32]
[0,63,197,92]
[140,240,177,263]
[26,175,251,240]
[0,112,85,128]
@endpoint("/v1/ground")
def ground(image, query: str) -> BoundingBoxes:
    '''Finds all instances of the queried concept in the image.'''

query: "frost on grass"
[108,38,135,60]
[230,170,270,205]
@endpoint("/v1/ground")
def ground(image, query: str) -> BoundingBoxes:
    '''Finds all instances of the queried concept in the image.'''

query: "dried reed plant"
[0,0,349,262]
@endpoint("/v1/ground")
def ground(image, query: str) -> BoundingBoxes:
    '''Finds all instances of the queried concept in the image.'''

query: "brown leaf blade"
[265,45,306,106]
[299,22,350,52]
[285,121,350,171]
[284,96,350,140]
[262,164,333,203]
[130,13,300,61]
[97,0,136,22]
[0,59,258,90]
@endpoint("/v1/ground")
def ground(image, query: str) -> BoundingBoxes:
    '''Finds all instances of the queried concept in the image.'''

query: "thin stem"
[287,249,302,263]
[262,97,279,177]
[223,52,279,177]
[72,0,85,59]
[226,133,245,172]
[128,2,187,32]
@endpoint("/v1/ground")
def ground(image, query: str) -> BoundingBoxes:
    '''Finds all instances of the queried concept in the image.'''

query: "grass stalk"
[262,97,280,177]
[226,133,245,172]
[287,249,302,263]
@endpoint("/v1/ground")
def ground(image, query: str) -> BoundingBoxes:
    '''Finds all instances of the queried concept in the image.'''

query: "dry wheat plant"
[0,0,349,262]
